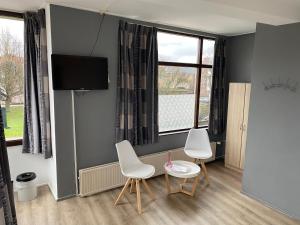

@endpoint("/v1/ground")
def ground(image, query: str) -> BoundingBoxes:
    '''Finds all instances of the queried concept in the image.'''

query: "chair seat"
[184,149,212,159]
[123,164,155,179]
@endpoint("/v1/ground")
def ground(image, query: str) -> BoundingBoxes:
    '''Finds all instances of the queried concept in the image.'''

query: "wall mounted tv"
[52,54,108,90]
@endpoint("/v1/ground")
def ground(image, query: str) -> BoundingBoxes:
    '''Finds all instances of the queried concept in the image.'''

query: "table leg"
[191,175,200,196]
[165,172,171,194]
[180,176,200,197]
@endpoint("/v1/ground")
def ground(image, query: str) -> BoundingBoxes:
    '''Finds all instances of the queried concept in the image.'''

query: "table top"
[164,160,201,179]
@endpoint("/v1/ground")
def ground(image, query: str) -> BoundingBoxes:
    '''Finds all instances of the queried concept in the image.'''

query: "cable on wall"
[90,13,106,56]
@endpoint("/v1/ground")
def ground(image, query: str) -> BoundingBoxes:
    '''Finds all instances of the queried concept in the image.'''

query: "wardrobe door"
[225,83,245,169]
[240,83,251,169]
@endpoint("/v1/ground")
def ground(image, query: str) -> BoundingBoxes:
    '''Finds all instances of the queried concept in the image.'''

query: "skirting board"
[79,144,216,197]
[48,182,58,201]
[241,190,300,220]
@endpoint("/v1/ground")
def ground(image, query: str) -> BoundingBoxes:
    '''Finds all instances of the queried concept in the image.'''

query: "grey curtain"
[116,21,159,145]
[0,105,17,225]
[23,9,52,158]
[208,37,227,140]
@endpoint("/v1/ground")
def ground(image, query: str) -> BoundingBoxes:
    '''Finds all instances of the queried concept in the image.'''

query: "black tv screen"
[52,54,108,90]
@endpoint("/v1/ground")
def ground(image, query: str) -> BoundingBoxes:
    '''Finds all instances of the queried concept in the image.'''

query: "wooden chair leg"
[130,179,135,193]
[136,179,142,214]
[142,179,155,200]
[200,161,210,185]
[114,178,131,205]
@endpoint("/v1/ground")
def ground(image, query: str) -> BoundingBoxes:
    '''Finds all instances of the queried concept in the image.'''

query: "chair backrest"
[184,128,212,152]
[115,140,142,173]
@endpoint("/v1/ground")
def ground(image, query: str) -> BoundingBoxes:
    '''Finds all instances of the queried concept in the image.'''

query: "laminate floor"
[15,161,300,225]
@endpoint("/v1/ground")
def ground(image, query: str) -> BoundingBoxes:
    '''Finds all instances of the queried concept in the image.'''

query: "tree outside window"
[0,17,24,140]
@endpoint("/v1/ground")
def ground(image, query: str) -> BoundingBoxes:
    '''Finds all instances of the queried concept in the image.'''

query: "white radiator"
[79,144,216,197]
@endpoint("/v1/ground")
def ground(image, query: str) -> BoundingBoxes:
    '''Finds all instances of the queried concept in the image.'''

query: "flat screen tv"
[52,54,108,90]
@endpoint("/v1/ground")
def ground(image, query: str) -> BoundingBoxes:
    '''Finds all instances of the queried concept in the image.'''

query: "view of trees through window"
[0,17,24,140]
[158,31,215,132]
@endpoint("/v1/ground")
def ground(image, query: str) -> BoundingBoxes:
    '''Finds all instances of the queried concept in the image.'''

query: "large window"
[158,31,215,133]
[0,14,24,143]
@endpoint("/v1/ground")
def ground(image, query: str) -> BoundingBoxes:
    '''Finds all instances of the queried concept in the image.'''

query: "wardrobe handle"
[240,124,243,130]
[243,124,247,131]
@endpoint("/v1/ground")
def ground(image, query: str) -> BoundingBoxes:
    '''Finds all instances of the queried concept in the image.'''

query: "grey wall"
[243,23,300,219]
[226,33,255,83]
[50,4,219,198]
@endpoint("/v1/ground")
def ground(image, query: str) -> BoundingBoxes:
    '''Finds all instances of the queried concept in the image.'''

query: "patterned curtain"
[208,37,227,140]
[0,105,17,225]
[23,9,52,158]
[116,21,159,145]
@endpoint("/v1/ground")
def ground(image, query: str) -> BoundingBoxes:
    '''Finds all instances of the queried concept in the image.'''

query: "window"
[158,31,215,133]
[0,13,24,144]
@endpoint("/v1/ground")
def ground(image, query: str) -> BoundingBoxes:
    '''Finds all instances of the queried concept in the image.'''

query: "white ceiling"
[1,0,300,36]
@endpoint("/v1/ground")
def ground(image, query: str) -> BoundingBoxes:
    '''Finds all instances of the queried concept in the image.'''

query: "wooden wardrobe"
[225,83,251,172]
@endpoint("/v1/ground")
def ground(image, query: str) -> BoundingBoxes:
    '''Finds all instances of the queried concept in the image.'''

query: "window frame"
[157,29,215,134]
[0,10,24,147]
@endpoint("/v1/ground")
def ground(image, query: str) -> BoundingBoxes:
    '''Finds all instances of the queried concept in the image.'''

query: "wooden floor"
[16,161,300,225]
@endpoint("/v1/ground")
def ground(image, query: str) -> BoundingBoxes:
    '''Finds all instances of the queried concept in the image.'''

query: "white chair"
[184,128,212,185]
[114,140,155,214]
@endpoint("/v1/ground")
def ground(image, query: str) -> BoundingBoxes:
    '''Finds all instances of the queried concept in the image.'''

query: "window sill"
[6,139,22,147]
[159,129,190,136]
[159,126,208,136]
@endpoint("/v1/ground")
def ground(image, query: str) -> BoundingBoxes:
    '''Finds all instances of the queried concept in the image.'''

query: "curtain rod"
[121,20,216,40]
[0,10,24,19]
[121,20,154,28]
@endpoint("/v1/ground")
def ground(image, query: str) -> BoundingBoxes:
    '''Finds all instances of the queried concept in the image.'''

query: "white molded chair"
[114,140,155,214]
[184,128,212,185]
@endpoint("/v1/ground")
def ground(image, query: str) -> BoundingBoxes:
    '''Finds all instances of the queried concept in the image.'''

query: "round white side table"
[164,160,201,197]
